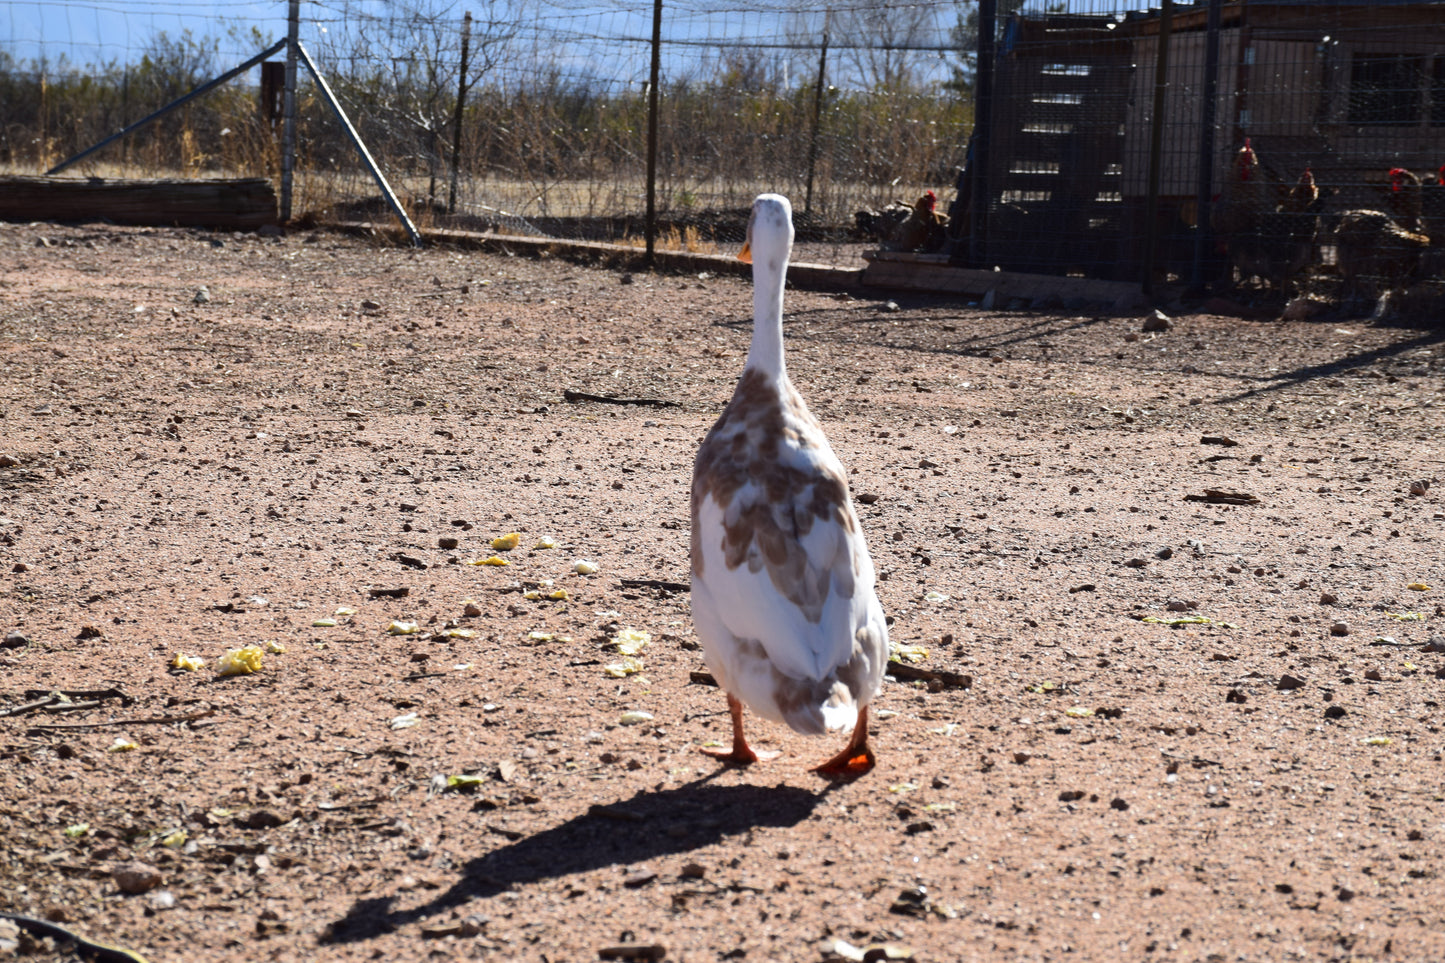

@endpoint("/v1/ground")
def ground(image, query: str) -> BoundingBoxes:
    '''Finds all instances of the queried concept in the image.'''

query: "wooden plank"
[0,176,277,230]
[861,251,1145,308]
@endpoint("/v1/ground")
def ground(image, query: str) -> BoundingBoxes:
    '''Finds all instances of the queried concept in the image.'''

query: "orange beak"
[738,239,752,264]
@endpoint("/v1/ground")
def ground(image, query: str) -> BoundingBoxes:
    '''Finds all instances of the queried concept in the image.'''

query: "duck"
[689,193,889,776]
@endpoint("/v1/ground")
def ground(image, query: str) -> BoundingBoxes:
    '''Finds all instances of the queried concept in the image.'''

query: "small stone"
[2,631,28,648]
[1277,674,1305,691]
[1142,310,1170,333]
[11,562,28,573]
[1330,622,1350,637]
[1226,689,1247,704]
[1409,480,1430,497]
[463,601,483,618]
[1155,546,1174,560]
[147,889,177,911]
[1319,592,1338,605]
[193,286,211,304]
[438,536,459,550]
[623,867,658,888]
[113,860,163,895]
[457,914,488,936]
[238,809,285,830]
[1109,797,1130,811]
[1324,704,1348,720]
[1124,557,1147,568]
[1165,599,1190,612]
[0,454,17,467]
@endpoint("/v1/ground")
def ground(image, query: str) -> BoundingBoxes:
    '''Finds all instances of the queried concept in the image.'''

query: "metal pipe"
[1188,0,1224,293]
[1141,0,1174,294]
[294,41,423,246]
[46,38,287,176]
[280,0,299,223]
[644,0,663,263]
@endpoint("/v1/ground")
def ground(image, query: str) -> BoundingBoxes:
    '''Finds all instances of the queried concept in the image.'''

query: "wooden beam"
[0,176,277,230]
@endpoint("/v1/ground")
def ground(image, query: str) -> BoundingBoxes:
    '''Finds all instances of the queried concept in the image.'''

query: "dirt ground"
[2,220,1444,963]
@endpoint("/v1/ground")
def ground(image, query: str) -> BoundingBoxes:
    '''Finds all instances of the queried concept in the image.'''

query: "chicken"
[1225,167,1322,294]
[1385,167,1425,233]
[887,190,949,253]
[853,201,913,244]
[1211,139,1273,240]
[1334,209,1431,311]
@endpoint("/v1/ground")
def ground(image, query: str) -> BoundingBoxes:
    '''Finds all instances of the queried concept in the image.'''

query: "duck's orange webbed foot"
[809,706,876,778]
[701,693,780,765]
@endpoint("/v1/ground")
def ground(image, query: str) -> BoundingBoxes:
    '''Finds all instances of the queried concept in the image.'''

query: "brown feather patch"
[690,368,856,622]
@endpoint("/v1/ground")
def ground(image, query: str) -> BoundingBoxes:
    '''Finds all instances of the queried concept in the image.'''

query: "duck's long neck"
[745,256,788,380]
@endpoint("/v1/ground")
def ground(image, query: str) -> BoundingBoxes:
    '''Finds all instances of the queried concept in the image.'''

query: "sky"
[1,0,978,90]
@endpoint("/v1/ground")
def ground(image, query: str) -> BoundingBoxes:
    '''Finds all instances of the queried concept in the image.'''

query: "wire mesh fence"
[0,0,973,268]
[963,0,1445,313]
[2,0,1443,306]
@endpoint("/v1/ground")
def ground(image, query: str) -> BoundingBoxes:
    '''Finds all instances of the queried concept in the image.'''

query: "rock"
[1319,592,1338,605]
[1409,480,1430,496]
[1280,296,1325,321]
[1330,622,1350,637]
[0,454,17,467]
[113,860,163,894]
[598,944,666,962]
[438,536,459,550]
[1165,600,1190,612]
[238,809,285,830]
[1110,797,1130,811]
[1124,557,1147,568]
[463,601,482,618]
[1142,309,1170,333]
[1277,674,1306,690]
[2,631,28,648]
[1324,704,1348,720]
[193,286,211,304]
[1155,546,1174,560]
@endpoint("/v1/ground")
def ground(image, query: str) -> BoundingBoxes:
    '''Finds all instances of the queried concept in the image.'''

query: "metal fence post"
[804,31,829,216]
[449,10,473,216]
[1189,0,1224,294]
[1141,0,1174,294]
[644,0,663,264]
[280,0,299,225]
[970,0,996,267]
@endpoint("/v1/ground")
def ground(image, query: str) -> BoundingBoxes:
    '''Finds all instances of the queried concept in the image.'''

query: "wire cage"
[955,0,1445,310]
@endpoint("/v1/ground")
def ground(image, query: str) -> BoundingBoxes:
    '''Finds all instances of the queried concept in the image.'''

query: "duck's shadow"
[324,775,828,944]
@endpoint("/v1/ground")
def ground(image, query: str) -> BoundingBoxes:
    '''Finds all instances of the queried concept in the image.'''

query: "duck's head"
[738,194,794,268]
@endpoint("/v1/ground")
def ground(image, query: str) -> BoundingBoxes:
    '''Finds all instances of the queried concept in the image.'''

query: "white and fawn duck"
[689,194,888,776]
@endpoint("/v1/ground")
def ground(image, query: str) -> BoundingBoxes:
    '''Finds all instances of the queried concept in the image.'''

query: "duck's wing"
[691,404,886,699]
